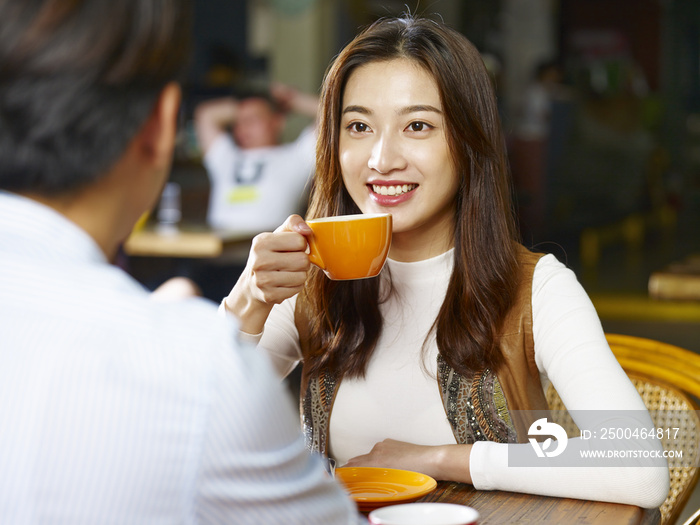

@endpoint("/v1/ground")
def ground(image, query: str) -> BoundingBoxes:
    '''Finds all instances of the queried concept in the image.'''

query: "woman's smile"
[368,181,418,205]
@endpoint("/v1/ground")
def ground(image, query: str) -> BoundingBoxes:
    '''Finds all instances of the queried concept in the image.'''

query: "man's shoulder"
[52,263,234,355]
[96,290,243,381]
[127,293,232,345]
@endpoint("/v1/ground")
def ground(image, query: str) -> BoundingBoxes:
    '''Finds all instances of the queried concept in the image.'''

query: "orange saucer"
[335,467,438,512]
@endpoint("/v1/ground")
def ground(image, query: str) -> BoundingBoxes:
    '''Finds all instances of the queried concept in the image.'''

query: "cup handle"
[307,235,325,270]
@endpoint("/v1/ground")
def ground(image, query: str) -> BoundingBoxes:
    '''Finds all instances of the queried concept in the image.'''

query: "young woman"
[223,15,669,508]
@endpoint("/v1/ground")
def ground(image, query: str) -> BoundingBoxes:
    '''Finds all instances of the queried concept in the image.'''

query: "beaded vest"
[296,245,549,455]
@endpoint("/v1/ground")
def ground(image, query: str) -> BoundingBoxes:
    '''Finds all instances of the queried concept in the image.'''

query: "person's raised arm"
[223,215,312,335]
[193,97,239,155]
[270,83,319,123]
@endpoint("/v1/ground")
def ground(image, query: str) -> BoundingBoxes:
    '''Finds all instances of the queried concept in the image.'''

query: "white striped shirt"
[0,192,361,524]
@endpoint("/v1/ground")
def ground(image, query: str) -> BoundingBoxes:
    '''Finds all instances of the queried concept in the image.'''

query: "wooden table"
[121,224,258,300]
[123,224,255,262]
[648,254,700,301]
[409,481,660,524]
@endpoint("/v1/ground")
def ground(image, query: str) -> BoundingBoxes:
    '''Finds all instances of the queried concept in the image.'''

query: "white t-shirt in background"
[204,126,316,232]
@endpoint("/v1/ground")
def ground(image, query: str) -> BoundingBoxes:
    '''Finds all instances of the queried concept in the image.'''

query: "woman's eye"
[348,122,369,133]
[407,121,431,132]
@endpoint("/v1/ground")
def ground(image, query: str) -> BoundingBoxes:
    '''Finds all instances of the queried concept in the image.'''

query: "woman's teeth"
[372,184,417,196]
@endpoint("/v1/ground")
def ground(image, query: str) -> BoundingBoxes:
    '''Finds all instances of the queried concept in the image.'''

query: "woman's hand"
[223,214,312,334]
[343,439,473,484]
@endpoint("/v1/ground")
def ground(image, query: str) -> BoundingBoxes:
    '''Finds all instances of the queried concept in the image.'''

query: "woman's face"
[339,58,459,261]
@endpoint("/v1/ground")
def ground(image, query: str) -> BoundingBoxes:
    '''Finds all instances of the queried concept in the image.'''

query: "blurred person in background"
[195,84,319,232]
[0,0,360,523]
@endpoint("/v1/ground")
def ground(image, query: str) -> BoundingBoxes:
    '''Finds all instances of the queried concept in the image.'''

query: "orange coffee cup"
[306,213,392,280]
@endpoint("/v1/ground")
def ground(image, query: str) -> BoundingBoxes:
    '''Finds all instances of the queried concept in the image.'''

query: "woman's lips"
[368,183,417,206]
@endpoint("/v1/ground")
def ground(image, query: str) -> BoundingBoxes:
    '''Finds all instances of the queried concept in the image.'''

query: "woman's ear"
[138,82,182,167]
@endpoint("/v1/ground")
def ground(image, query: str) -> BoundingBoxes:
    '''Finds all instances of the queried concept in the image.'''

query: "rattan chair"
[546,333,700,525]
[683,506,700,525]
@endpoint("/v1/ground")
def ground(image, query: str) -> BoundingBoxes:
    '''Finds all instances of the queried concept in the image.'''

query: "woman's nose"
[367,135,407,174]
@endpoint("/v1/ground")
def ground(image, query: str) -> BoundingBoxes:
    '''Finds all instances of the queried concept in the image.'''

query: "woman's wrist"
[433,444,473,484]
[224,279,273,335]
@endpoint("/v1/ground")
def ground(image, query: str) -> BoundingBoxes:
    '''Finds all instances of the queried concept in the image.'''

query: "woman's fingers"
[251,231,309,262]
[274,214,312,236]
[243,216,315,306]
[222,216,314,333]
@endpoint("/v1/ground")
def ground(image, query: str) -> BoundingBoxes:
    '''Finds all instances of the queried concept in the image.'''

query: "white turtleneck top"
[257,250,669,508]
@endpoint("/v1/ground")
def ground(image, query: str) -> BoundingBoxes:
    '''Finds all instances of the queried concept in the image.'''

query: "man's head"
[0,0,191,196]
[232,96,284,150]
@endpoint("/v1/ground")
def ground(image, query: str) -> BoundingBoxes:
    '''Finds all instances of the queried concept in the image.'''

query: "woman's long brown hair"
[300,15,519,379]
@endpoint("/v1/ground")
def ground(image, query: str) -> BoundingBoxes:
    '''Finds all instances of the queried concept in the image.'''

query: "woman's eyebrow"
[342,105,371,115]
[398,104,442,115]
[342,104,442,116]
